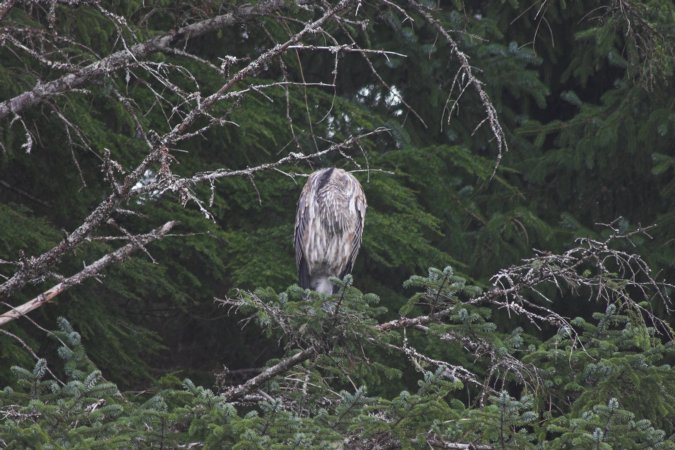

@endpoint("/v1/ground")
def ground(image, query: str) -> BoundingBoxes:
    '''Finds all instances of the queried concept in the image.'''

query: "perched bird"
[294,168,367,294]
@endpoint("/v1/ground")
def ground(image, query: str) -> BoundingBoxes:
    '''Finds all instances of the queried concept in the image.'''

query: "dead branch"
[381,339,483,388]
[0,221,176,326]
[0,0,16,21]
[149,128,389,194]
[426,437,494,450]
[405,0,508,174]
[0,179,50,207]
[158,0,357,144]
[0,0,284,120]
[377,230,672,335]
[0,0,358,302]
[0,328,63,384]
[223,346,317,402]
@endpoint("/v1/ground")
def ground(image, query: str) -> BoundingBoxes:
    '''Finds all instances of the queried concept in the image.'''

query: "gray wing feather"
[342,186,367,277]
[294,178,313,288]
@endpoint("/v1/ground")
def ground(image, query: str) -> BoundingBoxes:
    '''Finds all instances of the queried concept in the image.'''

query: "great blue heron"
[294,168,367,294]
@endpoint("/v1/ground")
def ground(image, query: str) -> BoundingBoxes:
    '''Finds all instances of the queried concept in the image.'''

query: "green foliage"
[3,263,674,448]
[547,397,673,449]
[525,305,675,431]
[0,1,674,446]
[437,391,540,449]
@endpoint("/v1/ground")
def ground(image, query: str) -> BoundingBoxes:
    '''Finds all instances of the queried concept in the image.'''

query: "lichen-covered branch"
[0,0,284,119]
[222,346,317,402]
[405,0,508,173]
[378,227,672,336]
[0,221,176,326]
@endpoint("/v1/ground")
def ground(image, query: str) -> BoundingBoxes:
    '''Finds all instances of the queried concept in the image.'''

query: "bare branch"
[0,0,284,120]
[0,328,64,384]
[426,437,494,450]
[223,347,317,402]
[378,229,672,335]
[405,0,508,175]
[0,179,50,207]
[288,44,407,58]
[381,338,482,388]
[156,128,389,191]
[0,0,16,21]
[0,221,176,326]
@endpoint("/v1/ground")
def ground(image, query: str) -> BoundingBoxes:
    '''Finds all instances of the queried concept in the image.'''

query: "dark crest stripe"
[315,168,334,193]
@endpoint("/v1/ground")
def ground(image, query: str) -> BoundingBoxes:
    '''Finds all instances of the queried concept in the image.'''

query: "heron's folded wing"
[294,180,312,288]
[341,188,367,278]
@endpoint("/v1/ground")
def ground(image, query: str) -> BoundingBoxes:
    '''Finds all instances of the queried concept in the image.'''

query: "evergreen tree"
[0,0,673,446]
